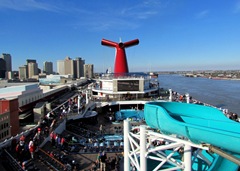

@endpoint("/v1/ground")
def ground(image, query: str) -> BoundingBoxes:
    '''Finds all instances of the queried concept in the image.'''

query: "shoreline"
[185,75,240,81]
[207,77,240,81]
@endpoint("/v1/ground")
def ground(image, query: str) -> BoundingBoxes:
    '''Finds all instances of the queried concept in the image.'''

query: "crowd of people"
[92,151,120,171]
[7,94,85,170]
[13,127,47,170]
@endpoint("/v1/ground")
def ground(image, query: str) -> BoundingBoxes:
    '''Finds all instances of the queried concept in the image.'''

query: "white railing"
[123,120,210,171]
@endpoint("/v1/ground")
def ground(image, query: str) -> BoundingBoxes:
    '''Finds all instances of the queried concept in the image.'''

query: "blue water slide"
[144,102,240,170]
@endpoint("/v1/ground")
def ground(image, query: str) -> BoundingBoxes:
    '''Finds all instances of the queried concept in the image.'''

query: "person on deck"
[28,138,35,159]
[100,151,107,171]
[99,124,103,135]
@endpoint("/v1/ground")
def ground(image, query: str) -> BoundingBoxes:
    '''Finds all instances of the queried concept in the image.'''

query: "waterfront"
[158,74,240,115]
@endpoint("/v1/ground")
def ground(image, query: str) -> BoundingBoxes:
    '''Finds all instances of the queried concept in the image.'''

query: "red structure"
[0,99,19,140]
[101,38,139,74]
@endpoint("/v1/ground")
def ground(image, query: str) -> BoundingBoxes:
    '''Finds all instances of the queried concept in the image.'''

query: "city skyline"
[0,0,240,72]
[0,53,89,79]
[0,53,89,73]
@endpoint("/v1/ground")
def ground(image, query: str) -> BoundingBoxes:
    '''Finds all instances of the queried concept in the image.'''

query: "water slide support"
[140,125,147,171]
[184,145,192,171]
[124,120,131,170]
[144,101,240,170]
[123,118,221,170]
[209,145,240,165]
[181,101,192,171]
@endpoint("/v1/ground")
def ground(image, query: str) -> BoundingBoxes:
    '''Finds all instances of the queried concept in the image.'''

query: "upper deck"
[91,73,159,98]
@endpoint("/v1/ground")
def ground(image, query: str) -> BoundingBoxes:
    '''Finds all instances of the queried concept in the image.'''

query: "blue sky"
[0,0,240,72]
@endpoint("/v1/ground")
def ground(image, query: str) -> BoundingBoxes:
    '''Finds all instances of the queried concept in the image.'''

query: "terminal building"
[0,82,70,142]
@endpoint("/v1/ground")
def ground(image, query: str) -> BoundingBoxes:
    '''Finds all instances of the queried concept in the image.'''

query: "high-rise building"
[74,57,85,78]
[6,71,13,80]
[57,60,65,75]
[26,59,36,64]
[84,64,94,78]
[64,57,74,78]
[26,59,38,78]
[43,61,53,75]
[19,65,27,80]
[1,53,12,72]
[28,62,38,78]
[0,58,6,79]
[57,56,85,78]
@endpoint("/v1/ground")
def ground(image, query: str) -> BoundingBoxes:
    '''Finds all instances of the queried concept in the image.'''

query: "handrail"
[3,149,24,171]
[38,148,65,168]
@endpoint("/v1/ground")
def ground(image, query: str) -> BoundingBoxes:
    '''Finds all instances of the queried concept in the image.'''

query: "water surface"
[158,74,240,114]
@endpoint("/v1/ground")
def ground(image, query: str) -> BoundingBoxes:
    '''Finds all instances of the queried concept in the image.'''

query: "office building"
[43,61,53,75]
[6,71,13,80]
[26,59,38,78]
[1,53,12,72]
[26,59,36,64]
[19,65,28,80]
[28,62,38,78]
[0,58,6,79]
[84,64,94,78]
[57,56,85,79]
[64,57,74,78]
[57,60,65,75]
[74,57,85,78]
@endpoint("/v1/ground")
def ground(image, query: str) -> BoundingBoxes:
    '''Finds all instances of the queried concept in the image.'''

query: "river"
[157,74,240,115]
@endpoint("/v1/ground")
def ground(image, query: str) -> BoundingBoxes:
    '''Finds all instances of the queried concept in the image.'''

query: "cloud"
[0,0,60,12]
[80,0,166,31]
[195,10,209,19]
[120,0,162,19]
[74,15,140,32]
[0,0,165,32]
[91,0,169,30]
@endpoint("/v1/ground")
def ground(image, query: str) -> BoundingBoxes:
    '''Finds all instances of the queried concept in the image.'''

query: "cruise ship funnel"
[101,38,139,75]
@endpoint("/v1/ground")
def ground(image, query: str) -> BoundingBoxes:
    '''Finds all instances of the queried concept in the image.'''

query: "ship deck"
[3,103,145,171]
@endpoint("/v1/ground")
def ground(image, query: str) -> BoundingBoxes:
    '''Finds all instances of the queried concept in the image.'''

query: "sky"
[0,0,240,73]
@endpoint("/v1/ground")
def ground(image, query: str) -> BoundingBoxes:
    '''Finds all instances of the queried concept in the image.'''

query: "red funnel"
[101,38,139,75]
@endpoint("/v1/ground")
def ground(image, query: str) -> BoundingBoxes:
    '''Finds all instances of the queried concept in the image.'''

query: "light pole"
[85,90,89,104]
[78,94,81,114]
[9,125,12,137]
[185,93,190,103]
[169,88,172,102]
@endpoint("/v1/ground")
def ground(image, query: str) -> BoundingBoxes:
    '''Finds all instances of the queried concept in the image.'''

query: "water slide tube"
[144,102,240,170]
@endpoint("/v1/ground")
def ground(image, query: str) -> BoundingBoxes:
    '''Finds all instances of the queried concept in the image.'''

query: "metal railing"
[2,149,24,171]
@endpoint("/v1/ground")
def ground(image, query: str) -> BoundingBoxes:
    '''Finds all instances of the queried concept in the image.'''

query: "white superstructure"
[91,73,159,100]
